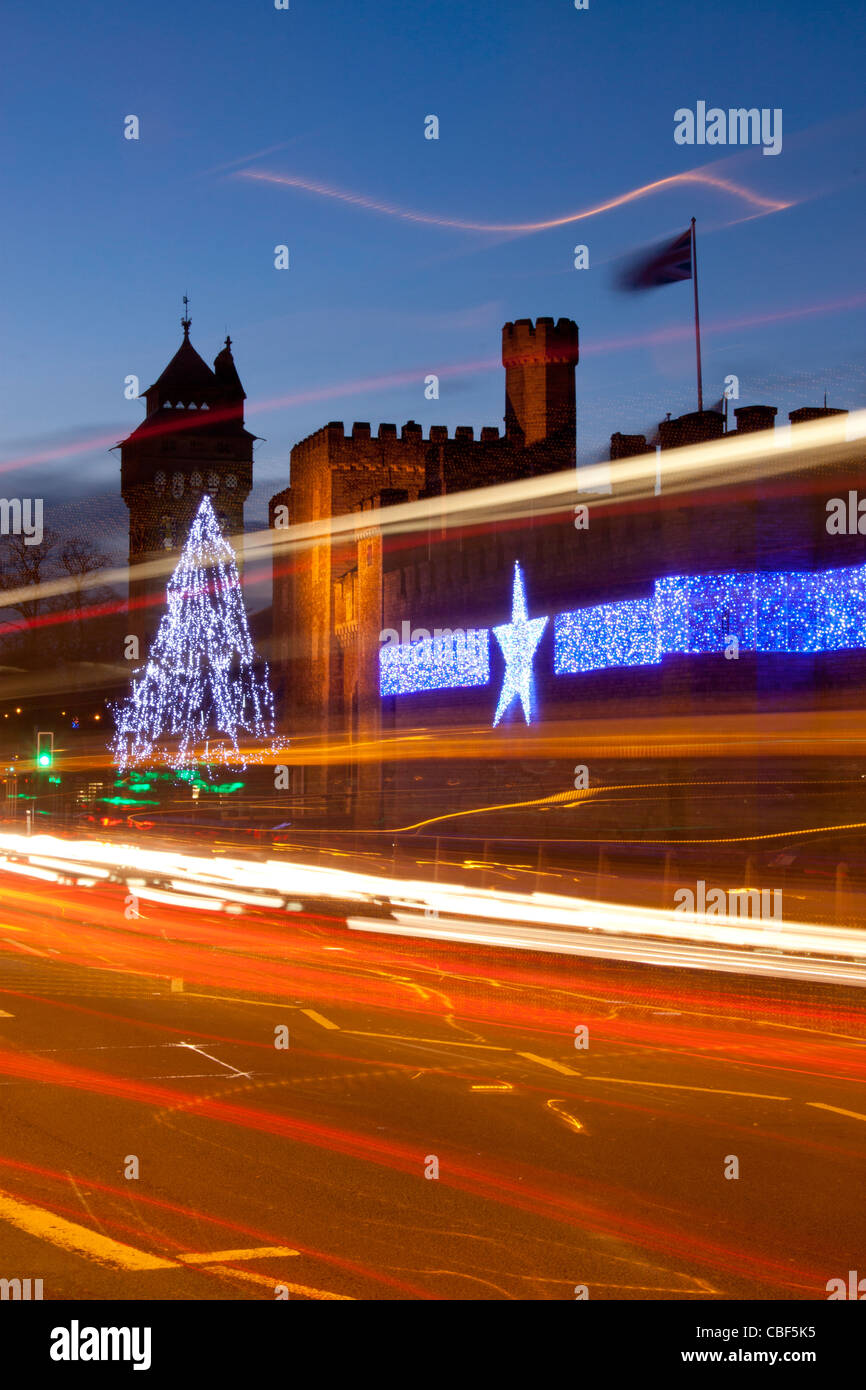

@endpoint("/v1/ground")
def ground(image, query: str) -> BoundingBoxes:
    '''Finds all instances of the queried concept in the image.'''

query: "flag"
[617,228,692,291]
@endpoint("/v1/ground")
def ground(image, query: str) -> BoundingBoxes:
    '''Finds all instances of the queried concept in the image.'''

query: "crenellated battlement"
[502,316,579,367]
[293,419,501,450]
[501,317,579,456]
[273,315,581,736]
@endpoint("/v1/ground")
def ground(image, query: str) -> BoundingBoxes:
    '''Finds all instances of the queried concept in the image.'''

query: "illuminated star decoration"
[492,562,548,726]
[378,559,866,699]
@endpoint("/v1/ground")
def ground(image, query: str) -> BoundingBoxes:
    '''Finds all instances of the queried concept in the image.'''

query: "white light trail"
[0,831,862,984]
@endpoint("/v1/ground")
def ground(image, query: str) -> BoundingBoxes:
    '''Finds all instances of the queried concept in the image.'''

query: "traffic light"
[36,731,54,769]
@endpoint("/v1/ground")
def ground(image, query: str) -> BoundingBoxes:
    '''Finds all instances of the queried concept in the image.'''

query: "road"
[0,849,863,1301]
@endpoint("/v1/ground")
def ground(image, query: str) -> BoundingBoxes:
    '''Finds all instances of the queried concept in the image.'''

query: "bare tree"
[0,532,114,664]
[0,530,63,665]
[58,538,114,658]
[0,528,61,624]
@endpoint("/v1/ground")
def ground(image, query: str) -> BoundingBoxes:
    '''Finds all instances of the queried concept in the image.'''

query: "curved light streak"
[237,166,791,231]
[388,777,850,832]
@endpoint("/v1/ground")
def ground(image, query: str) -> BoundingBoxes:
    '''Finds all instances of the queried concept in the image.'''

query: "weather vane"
[182,293,191,335]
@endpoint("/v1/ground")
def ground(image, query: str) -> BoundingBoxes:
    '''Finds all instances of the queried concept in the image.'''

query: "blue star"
[492,563,548,726]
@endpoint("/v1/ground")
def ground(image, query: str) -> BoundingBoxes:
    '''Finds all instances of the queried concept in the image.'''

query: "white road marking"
[174,1041,252,1079]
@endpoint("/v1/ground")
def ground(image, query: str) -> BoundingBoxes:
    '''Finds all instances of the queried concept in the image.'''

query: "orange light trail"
[236,165,791,231]
[0,869,862,1081]
[0,858,862,1295]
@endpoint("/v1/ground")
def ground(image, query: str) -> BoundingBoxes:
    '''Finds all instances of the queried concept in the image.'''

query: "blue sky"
[2,0,864,587]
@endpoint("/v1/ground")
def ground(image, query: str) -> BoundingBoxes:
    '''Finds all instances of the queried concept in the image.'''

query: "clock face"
[154,470,166,494]
[225,473,237,490]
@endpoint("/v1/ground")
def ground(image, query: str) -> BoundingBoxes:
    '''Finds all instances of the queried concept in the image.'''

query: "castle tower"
[120,315,255,642]
[502,317,579,467]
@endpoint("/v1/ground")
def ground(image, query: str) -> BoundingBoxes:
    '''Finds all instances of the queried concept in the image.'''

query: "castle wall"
[269,316,863,842]
[366,443,866,835]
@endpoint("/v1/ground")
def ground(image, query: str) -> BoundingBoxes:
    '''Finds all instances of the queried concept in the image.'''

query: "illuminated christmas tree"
[111,494,277,773]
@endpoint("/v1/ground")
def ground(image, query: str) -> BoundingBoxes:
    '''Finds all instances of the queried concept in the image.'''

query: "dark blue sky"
[3,0,864,569]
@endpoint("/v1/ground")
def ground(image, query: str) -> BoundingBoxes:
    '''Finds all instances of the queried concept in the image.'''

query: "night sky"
[3,0,864,591]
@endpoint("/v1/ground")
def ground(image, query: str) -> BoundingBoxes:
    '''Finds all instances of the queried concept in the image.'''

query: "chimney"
[734,405,777,434]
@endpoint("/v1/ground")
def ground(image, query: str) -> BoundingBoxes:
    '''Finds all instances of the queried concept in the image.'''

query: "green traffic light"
[38,753,52,768]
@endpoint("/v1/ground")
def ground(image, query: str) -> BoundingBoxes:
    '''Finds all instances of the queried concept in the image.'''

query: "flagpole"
[691,217,704,412]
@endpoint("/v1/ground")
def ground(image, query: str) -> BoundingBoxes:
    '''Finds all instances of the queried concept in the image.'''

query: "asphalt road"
[0,871,863,1301]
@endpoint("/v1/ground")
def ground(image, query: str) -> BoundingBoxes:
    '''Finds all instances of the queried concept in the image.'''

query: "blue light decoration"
[492,562,548,725]
[379,628,490,696]
[555,562,866,675]
[378,558,866,713]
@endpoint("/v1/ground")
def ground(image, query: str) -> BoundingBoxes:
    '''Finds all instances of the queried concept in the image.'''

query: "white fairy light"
[491,562,548,726]
[111,494,279,773]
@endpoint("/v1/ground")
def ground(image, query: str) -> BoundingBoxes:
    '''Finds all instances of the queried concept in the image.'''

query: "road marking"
[180,991,283,1008]
[0,1010,14,1018]
[301,1009,339,1030]
[2,937,49,957]
[584,1076,789,1100]
[471,1082,513,1092]
[179,1246,299,1264]
[0,1189,178,1271]
[808,1101,866,1123]
[517,1052,580,1076]
[348,1030,509,1050]
[207,1265,353,1298]
[34,1044,216,1054]
[174,1041,251,1079]
[157,1071,246,1080]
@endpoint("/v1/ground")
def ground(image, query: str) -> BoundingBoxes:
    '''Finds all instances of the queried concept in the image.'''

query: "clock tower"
[119,314,255,642]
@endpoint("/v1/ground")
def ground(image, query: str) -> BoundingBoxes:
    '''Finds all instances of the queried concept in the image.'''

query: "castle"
[265,316,863,834]
[119,316,255,643]
[268,317,580,739]
[119,314,864,841]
